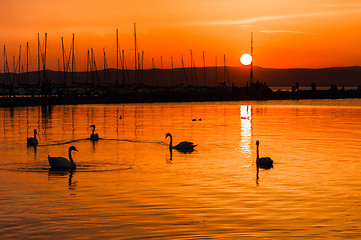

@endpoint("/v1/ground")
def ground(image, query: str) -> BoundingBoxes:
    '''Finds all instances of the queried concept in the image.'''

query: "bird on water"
[48,146,78,169]
[165,133,197,153]
[27,129,38,146]
[256,140,273,169]
[90,125,99,141]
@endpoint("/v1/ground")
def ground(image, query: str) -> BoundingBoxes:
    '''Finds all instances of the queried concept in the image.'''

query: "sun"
[240,54,252,65]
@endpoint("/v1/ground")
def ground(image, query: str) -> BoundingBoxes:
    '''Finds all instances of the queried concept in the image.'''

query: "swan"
[256,140,273,169]
[27,129,38,146]
[48,146,78,169]
[90,124,99,140]
[165,133,197,152]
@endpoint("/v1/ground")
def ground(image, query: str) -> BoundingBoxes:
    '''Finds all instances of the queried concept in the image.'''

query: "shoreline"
[1,87,361,107]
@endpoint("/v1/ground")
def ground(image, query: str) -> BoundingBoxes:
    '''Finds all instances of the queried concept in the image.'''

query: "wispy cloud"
[194,8,361,26]
[259,30,312,34]
[304,3,361,8]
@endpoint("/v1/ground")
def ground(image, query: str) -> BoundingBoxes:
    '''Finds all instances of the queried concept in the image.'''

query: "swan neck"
[92,126,95,134]
[256,144,259,160]
[34,131,37,139]
[68,149,75,165]
[169,135,173,149]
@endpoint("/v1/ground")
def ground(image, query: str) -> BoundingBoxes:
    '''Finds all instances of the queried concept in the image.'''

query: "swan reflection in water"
[166,148,173,163]
[48,169,76,191]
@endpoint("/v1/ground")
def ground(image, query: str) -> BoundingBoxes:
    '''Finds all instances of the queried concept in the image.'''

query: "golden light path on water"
[1,99,361,239]
[239,105,252,161]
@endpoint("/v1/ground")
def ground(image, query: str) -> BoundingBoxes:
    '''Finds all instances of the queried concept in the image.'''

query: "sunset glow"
[1,0,361,70]
[240,54,252,65]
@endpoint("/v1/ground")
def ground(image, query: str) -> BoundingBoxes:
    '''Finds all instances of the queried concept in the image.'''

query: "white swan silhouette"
[48,146,78,169]
[165,133,197,152]
[90,125,99,140]
[27,129,38,146]
[256,140,273,168]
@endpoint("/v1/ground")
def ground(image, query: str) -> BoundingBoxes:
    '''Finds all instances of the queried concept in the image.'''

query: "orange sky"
[1,0,361,71]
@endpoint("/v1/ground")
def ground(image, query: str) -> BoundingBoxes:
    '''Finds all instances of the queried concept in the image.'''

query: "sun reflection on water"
[239,105,252,158]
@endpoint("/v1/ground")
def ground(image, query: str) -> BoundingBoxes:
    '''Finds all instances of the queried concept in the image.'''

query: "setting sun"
[240,54,252,65]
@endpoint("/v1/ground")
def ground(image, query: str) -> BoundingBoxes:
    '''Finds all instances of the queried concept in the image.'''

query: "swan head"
[90,124,95,128]
[256,140,260,146]
[165,133,171,139]
[34,129,37,134]
[69,146,78,152]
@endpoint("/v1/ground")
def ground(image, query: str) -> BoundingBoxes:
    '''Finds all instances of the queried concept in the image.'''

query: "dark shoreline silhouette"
[1,66,361,107]
[1,86,361,107]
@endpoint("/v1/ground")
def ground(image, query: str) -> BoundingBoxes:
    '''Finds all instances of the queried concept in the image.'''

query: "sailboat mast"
[61,37,67,86]
[37,33,40,86]
[151,57,154,87]
[250,32,253,85]
[134,23,137,86]
[122,49,125,86]
[190,49,193,86]
[103,48,106,85]
[42,32,47,87]
[87,49,90,85]
[203,51,206,87]
[181,54,187,87]
[224,54,226,87]
[160,56,162,87]
[138,52,140,86]
[141,50,144,86]
[116,29,119,86]
[171,56,174,87]
[72,33,74,86]
[26,42,29,85]
[90,48,93,72]
[18,45,21,87]
[215,56,217,87]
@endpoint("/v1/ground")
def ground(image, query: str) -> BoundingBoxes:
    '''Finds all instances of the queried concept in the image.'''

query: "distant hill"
[248,66,361,88]
[1,66,361,88]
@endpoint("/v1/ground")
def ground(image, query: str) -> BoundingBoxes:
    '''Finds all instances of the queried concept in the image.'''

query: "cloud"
[259,30,312,34]
[304,3,361,8]
[194,8,361,26]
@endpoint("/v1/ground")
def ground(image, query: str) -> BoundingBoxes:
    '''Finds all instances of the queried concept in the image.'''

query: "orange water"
[1,99,361,239]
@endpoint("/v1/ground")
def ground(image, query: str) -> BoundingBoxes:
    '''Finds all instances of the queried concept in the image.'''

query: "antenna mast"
[250,32,253,86]
[171,56,174,87]
[215,56,217,87]
[72,33,75,86]
[134,23,137,86]
[203,51,206,87]
[116,29,119,86]
[26,42,29,85]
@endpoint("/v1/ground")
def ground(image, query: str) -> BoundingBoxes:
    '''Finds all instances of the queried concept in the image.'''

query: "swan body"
[48,146,78,169]
[166,133,197,152]
[27,129,38,146]
[90,124,99,141]
[256,140,273,169]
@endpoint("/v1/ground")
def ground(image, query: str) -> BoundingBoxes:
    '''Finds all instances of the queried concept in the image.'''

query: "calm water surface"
[1,99,361,239]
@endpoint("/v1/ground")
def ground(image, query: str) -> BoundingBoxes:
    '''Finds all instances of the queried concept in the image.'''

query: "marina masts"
[250,32,254,86]
[203,51,206,87]
[116,29,119,86]
[134,23,137,86]
[26,42,29,85]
